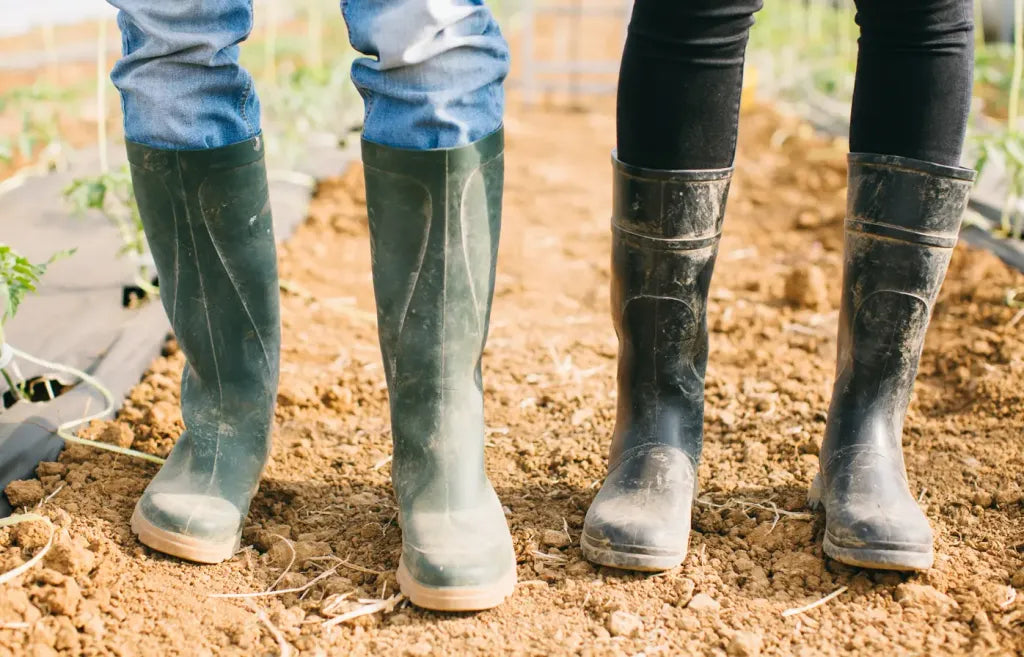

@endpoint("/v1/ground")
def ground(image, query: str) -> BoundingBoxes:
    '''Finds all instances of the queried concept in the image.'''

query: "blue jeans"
[109,0,509,150]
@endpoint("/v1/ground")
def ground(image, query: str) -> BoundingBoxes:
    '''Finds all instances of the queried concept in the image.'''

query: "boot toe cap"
[400,506,515,589]
[826,500,933,551]
[582,445,696,570]
[138,492,243,543]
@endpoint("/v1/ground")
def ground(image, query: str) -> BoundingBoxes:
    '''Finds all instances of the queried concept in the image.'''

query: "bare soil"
[2,96,1024,656]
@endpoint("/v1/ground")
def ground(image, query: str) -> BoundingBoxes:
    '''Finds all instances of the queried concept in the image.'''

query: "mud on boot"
[813,153,975,571]
[363,129,516,611]
[581,158,732,572]
[126,136,281,564]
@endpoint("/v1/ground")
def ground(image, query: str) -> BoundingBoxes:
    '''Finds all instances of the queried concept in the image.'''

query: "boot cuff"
[847,153,976,245]
[612,152,732,242]
[126,134,266,172]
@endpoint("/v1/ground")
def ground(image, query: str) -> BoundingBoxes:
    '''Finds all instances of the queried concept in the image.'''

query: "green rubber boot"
[126,136,281,564]
[362,128,516,611]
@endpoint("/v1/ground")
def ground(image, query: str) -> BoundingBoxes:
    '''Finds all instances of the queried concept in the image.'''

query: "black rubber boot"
[362,128,515,610]
[126,136,281,564]
[581,156,732,571]
[810,153,975,571]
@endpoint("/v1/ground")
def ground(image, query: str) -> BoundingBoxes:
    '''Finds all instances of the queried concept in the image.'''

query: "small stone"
[994,487,1022,507]
[674,578,696,607]
[264,539,332,569]
[971,340,993,356]
[894,583,958,614]
[784,264,829,310]
[795,210,822,229]
[800,435,821,456]
[743,442,768,465]
[675,614,700,631]
[607,610,643,637]
[566,560,594,576]
[277,381,317,408]
[97,423,135,448]
[146,400,179,427]
[541,529,571,548]
[4,479,45,508]
[972,491,994,508]
[687,593,721,613]
[277,572,308,591]
[728,631,763,657]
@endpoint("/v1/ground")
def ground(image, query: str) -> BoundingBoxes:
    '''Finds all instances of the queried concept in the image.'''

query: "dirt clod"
[728,631,763,657]
[783,264,829,310]
[4,479,45,508]
[607,610,643,637]
[687,593,721,613]
[540,529,571,548]
[96,423,135,449]
[894,583,958,614]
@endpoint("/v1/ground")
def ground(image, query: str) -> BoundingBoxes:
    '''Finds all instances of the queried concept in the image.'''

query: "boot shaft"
[126,137,281,451]
[610,156,732,464]
[362,129,503,505]
[827,153,974,457]
[836,154,975,408]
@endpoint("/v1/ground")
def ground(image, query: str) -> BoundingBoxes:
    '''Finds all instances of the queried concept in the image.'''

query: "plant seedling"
[0,244,73,399]
[64,167,158,299]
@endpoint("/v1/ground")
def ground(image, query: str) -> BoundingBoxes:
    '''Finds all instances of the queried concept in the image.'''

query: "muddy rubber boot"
[362,128,515,611]
[126,136,280,564]
[810,154,975,571]
[581,157,732,571]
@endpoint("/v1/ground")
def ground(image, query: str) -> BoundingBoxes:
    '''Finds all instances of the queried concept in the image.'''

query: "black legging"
[617,0,975,170]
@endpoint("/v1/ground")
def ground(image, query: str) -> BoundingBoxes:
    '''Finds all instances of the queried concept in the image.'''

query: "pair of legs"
[583,0,976,572]
[110,0,515,610]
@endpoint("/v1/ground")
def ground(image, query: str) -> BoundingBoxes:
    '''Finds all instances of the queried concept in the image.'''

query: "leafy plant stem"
[1,367,22,401]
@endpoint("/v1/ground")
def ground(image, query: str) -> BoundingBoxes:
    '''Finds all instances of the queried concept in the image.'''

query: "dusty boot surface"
[581,159,732,571]
[812,153,975,571]
[363,129,515,611]
[127,137,281,564]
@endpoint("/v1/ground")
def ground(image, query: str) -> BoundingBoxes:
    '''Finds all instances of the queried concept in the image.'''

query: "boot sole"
[579,532,686,572]
[808,472,933,572]
[396,556,516,612]
[821,531,933,571]
[131,503,239,564]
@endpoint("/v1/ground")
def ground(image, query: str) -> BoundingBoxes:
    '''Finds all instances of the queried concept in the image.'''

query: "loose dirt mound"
[2,101,1023,656]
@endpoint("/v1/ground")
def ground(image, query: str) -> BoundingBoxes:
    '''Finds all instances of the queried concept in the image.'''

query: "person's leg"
[814,0,975,571]
[582,0,760,572]
[339,0,514,611]
[109,0,281,564]
[111,0,261,148]
[849,0,974,166]
[616,0,763,169]
[344,0,507,148]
